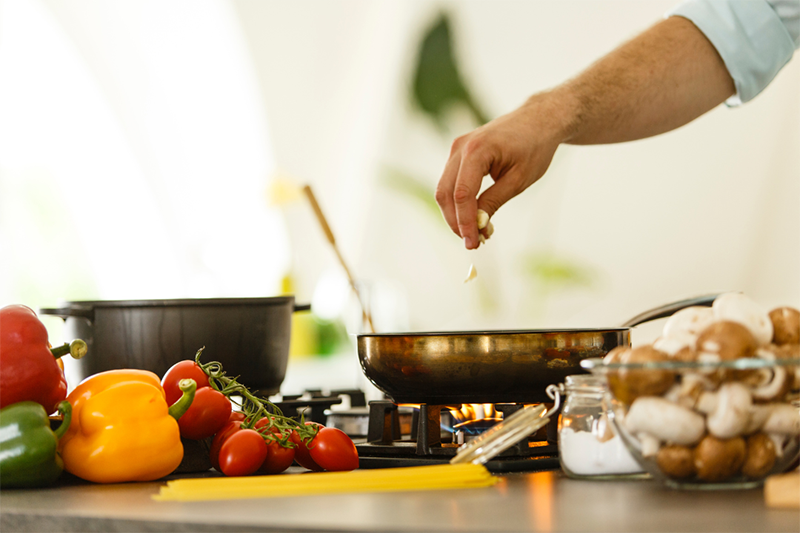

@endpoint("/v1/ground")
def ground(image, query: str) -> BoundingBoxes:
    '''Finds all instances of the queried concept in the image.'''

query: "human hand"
[435,93,569,249]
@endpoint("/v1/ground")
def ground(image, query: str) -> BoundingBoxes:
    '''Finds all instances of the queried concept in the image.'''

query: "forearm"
[542,16,735,145]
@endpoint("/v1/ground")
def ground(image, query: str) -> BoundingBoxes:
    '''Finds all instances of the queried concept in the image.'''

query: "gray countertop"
[1,469,798,533]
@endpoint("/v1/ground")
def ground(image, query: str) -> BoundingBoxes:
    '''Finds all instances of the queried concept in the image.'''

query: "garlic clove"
[464,264,477,283]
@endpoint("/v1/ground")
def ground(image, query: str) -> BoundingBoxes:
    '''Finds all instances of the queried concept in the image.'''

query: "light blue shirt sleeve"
[667,0,799,106]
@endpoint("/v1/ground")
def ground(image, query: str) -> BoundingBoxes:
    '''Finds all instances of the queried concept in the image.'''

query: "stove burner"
[356,401,560,473]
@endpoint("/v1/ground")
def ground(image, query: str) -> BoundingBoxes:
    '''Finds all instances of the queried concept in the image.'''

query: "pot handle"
[621,293,721,328]
[294,303,311,313]
[39,306,94,322]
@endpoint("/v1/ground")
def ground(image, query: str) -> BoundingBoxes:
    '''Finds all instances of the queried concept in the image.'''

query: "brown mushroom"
[741,433,777,478]
[769,307,800,345]
[693,435,746,482]
[606,346,675,404]
[656,444,696,479]
[696,321,758,361]
[696,321,758,382]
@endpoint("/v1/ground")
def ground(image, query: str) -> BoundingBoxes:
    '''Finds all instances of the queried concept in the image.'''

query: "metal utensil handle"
[621,293,721,328]
[545,383,565,418]
[450,404,548,465]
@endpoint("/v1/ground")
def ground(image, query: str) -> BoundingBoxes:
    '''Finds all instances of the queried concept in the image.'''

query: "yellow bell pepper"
[59,369,196,483]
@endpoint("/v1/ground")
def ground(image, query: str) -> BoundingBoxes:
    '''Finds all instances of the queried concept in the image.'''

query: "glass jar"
[557,374,646,479]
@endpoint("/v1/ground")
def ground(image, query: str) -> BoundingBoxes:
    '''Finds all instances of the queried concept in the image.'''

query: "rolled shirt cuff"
[667,0,796,106]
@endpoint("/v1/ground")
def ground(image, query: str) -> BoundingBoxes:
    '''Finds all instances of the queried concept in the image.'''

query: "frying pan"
[357,294,718,404]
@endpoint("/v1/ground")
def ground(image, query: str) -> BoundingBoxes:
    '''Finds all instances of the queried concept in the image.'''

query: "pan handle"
[39,306,94,322]
[294,303,311,313]
[621,293,721,328]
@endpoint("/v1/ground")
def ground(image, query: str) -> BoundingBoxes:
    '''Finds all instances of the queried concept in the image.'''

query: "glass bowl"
[581,356,800,490]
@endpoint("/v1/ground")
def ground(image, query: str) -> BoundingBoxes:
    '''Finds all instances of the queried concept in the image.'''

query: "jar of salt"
[556,374,645,479]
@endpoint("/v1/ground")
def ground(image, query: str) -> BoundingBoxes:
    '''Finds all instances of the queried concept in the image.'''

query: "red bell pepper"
[0,305,87,413]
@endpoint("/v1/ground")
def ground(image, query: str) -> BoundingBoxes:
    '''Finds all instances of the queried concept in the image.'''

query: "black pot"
[41,297,309,395]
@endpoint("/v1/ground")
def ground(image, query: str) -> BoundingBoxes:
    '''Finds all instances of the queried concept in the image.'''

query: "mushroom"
[695,321,757,382]
[606,346,676,404]
[712,293,773,346]
[604,345,629,364]
[656,444,696,479]
[663,373,714,410]
[696,321,758,362]
[740,347,792,402]
[662,306,715,341]
[742,403,800,459]
[624,396,706,452]
[769,306,800,345]
[744,404,774,435]
[741,433,777,478]
[693,435,746,482]
[653,334,696,361]
[760,403,800,435]
[695,382,753,439]
[768,344,800,393]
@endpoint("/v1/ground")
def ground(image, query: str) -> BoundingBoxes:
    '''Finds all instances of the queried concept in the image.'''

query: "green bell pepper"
[0,400,71,488]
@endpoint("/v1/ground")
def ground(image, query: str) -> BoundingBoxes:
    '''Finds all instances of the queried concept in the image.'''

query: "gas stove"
[352,400,559,473]
[274,390,560,473]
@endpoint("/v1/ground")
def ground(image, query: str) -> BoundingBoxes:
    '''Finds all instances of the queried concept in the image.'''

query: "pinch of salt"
[464,264,477,283]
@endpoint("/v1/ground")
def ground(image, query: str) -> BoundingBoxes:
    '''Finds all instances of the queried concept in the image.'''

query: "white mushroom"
[760,403,800,435]
[744,348,792,402]
[743,403,800,436]
[712,293,774,346]
[663,373,714,410]
[624,396,706,448]
[653,333,696,359]
[695,382,753,439]
[662,306,715,341]
[744,404,774,435]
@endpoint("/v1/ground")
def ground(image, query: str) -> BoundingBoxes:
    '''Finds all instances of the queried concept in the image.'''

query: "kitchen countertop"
[1,468,797,533]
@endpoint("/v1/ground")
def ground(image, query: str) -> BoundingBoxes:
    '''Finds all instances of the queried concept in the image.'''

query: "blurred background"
[1,0,798,395]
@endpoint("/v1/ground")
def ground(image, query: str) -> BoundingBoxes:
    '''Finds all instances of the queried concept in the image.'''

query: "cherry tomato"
[177,387,232,440]
[308,427,359,471]
[210,420,243,472]
[258,440,296,474]
[254,417,295,474]
[291,423,324,471]
[218,429,268,477]
[162,360,210,406]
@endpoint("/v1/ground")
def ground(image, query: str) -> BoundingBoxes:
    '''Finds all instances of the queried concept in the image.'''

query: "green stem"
[168,379,197,420]
[50,339,88,360]
[54,401,72,440]
[193,347,318,443]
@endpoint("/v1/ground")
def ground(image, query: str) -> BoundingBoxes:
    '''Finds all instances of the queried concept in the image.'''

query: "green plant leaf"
[411,13,489,128]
